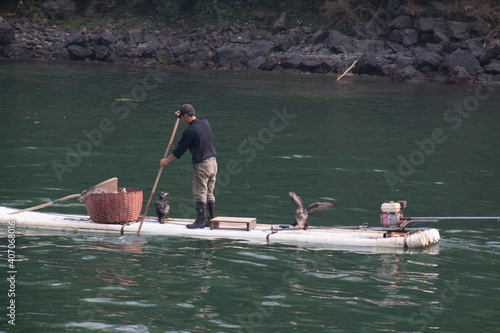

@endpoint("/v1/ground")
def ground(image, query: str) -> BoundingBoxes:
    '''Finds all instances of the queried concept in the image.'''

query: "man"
[160,104,217,229]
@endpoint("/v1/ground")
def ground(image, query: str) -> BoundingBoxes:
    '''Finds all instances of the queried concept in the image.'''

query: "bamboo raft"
[0,206,440,250]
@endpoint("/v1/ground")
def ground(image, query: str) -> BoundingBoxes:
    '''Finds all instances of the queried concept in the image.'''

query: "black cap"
[179,104,195,117]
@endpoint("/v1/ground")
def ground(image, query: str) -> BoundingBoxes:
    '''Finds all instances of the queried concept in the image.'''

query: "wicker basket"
[85,188,143,224]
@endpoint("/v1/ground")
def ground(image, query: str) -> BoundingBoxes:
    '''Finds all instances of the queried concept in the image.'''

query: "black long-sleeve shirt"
[172,118,216,164]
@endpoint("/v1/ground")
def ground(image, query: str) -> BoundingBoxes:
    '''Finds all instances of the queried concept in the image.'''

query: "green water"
[0,61,499,332]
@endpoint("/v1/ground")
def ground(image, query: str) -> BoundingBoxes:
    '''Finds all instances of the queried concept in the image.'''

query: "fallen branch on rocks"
[337,59,358,81]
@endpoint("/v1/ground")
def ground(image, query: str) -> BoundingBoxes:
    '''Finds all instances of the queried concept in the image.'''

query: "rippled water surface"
[0,61,499,332]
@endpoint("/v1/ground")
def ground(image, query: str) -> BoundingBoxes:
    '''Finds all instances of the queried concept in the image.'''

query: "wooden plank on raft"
[210,216,257,231]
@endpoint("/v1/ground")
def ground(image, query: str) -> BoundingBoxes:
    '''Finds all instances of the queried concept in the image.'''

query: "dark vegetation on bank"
[1,0,499,83]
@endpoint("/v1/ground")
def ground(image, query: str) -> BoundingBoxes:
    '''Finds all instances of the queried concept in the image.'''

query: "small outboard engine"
[380,200,407,228]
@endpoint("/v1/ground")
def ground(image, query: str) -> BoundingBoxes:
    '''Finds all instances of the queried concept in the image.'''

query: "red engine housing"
[380,201,407,228]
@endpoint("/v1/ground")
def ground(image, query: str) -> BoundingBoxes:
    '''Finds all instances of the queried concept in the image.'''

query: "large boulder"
[2,44,28,59]
[92,44,109,61]
[395,55,416,68]
[414,47,444,70]
[125,29,144,46]
[401,29,419,46]
[0,17,15,46]
[444,49,481,75]
[355,52,383,75]
[214,45,248,69]
[308,30,328,45]
[248,40,275,58]
[43,0,76,19]
[275,34,297,52]
[300,57,323,72]
[389,15,414,30]
[92,30,116,46]
[352,39,385,54]
[447,21,470,40]
[447,65,473,84]
[416,17,446,33]
[272,12,288,33]
[247,56,266,70]
[171,41,191,57]
[479,40,500,65]
[67,44,93,60]
[485,59,500,74]
[416,17,446,43]
[229,31,252,44]
[325,30,353,54]
[282,55,303,69]
[392,65,420,82]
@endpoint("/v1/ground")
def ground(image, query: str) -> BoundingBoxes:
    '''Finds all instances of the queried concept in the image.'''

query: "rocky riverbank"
[1,12,500,84]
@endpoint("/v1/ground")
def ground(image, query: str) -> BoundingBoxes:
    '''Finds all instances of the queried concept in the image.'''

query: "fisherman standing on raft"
[160,104,218,229]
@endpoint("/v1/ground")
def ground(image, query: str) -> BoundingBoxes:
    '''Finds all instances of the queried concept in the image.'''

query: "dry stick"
[337,60,358,81]
[9,177,118,215]
[368,0,385,24]
[9,194,80,215]
[136,117,180,236]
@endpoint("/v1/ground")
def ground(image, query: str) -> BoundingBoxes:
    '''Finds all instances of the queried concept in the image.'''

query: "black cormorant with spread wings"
[289,191,337,230]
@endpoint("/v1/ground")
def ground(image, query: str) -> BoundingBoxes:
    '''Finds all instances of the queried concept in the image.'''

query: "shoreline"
[1,14,499,84]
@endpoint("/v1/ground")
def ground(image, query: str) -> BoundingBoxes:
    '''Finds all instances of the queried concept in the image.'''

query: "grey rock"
[394,65,420,82]
[67,44,93,60]
[248,41,275,58]
[2,44,29,58]
[93,43,109,61]
[485,59,500,74]
[352,39,386,54]
[479,40,500,65]
[401,29,419,46]
[308,30,328,45]
[417,17,446,33]
[389,15,413,30]
[93,31,116,46]
[444,49,481,75]
[447,65,473,84]
[214,45,248,69]
[230,31,252,44]
[355,53,383,75]
[272,12,288,33]
[0,17,15,46]
[395,55,416,68]
[415,47,444,70]
[282,55,302,68]
[325,30,353,54]
[125,29,144,45]
[247,56,266,70]
[42,0,76,19]
[447,21,470,40]
[171,41,191,57]
[301,57,322,71]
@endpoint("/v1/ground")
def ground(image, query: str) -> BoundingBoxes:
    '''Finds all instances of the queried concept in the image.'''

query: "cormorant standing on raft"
[155,191,170,224]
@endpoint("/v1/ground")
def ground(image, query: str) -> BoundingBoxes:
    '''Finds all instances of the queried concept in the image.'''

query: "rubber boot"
[206,201,216,227]
[187,202,207,229]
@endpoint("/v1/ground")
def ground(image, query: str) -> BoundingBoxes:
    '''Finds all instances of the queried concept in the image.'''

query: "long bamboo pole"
[136,117,180,236]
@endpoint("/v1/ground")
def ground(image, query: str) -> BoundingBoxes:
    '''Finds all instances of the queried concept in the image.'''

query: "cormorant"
[288,191,337,230]
[155,191,170,224]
